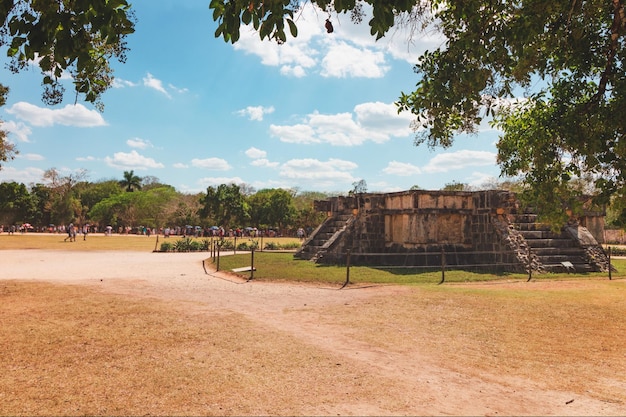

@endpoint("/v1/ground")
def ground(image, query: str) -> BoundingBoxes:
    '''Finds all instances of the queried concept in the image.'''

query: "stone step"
[524,238,576,248]
[534,253,587,264]
[542,263,596,273]
[518,230,568,240]
[531,247,585,256]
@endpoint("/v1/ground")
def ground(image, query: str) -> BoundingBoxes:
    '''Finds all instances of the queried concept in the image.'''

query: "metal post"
[527,245,532,282]
[216,243,220,271]
[249,248,255,281]
[439,248,445,285]
[609,246,613,281]
[341,250,351,289]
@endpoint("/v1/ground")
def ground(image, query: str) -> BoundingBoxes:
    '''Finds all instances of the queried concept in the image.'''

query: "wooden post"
[234,236,237,254]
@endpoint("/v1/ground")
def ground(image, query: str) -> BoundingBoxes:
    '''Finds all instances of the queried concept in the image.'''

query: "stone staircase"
[295,214,353,261]
[511,213,596,272]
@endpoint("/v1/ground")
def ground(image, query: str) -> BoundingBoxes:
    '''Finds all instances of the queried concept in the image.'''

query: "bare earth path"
[2,249,625,415]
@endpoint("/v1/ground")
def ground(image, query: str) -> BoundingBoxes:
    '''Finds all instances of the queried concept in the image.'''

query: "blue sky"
[0,0,503,194]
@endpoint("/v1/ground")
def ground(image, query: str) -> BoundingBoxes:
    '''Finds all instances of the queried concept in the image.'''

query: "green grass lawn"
[212,251,625,286]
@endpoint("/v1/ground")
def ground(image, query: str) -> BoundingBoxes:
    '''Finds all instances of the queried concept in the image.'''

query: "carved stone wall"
[305,189,608,272]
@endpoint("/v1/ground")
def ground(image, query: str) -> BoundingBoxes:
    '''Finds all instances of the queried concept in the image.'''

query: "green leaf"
[287,18,297,38]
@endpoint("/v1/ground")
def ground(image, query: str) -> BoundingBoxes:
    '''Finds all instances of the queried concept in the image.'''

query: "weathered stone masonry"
[295,189,609,273]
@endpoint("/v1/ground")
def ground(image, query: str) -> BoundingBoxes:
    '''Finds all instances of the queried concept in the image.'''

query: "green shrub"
[279,241,301,249]
[264,241,279,250]
[173,237,193,252]
[189,240,203,251]
[159,242,173,252]
[219,239,234,250]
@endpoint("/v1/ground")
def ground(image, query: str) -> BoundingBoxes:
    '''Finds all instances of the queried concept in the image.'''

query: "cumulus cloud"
[112,78,138,88]
[320,41,389,78]
[0,166,45,184]
[127,137,153,149]
[270,102,413,146]
[191,157,232,171]
[104,150,164,170]
[197,176,245,188]
[251,158,280,168]
[236,105,275,121]
[143,73,171,98]
[279,158,358,189]
[422,150,497,173]
[1,120,32,143]
[6,102,106,127]
[229,4,441,79]
[76,156,96,162]
[173,162,189,169]
[382,161,422,176]
[17,153,45,161]
[245,147,267,159]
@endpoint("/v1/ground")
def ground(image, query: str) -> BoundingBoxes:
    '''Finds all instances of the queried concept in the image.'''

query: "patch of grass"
[0,281,399,415]
[0,233,301,253]
[214,252,624,285]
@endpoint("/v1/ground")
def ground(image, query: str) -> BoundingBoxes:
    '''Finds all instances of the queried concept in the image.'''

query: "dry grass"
[2,235,626,415]
[0,233,299,252]
[322,280,626,404]
[1,277,625,415]
[0,281,400,416]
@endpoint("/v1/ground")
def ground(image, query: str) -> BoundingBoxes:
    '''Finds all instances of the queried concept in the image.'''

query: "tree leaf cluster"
[209,0,625,228]
[1,0,135,109]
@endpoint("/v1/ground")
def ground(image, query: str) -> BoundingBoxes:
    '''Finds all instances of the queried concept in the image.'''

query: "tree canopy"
[0,0,135,108]
[210,0,626,225]
[2,1,624,226]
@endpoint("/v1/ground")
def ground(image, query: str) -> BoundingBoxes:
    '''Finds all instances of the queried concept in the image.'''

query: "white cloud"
[320,41,389,78]
[245,147,267,159]
[0,166,45,184]
[422,150,497,173]
[270,102,412,146]
[143,73,171,98]
[127,137,153,149]
[6,102,106,127]
[1,120,32,142]
[112,78,138,88]
[229,4,441,80]
[269,123,318,144]
[191,158,232,170]
[382,161,422,176]
[197,176,245,188]
[280,65,307,77]
[104,150,164,170]
[173,162,189,169]
[467,172,498,188]
[279,158,358,189]
[168,83,189,94]
[236,105,275,121]
[76,156,96,162]
[17,153,45,161]
[251,158,280,168]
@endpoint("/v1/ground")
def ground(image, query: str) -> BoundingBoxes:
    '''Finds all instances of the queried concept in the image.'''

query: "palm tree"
[119,170,142,192]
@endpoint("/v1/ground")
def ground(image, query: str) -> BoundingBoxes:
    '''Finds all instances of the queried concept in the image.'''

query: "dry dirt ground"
[1,249,625,416]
